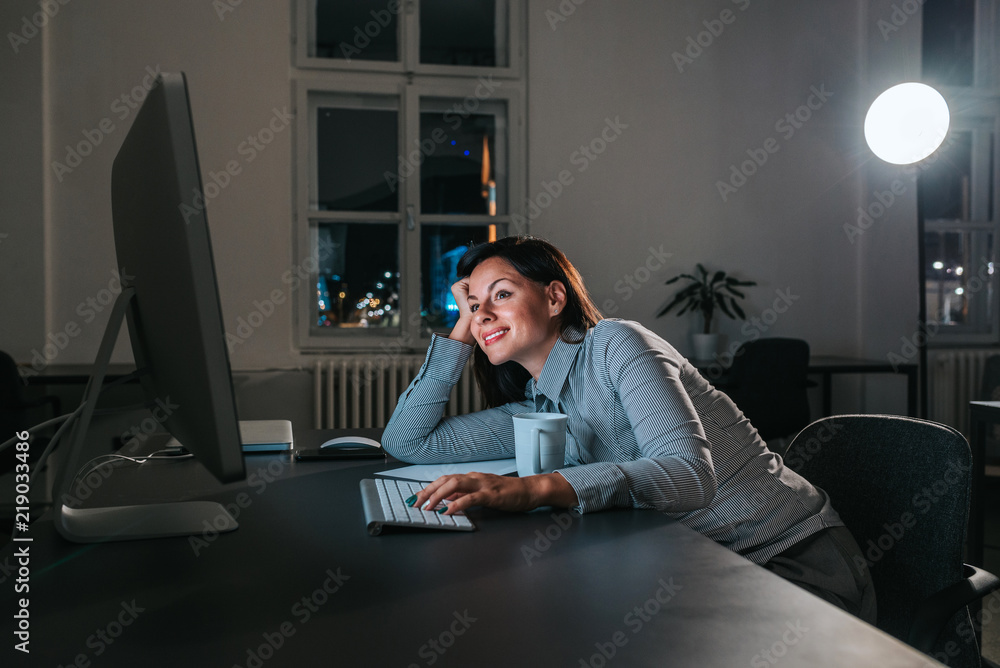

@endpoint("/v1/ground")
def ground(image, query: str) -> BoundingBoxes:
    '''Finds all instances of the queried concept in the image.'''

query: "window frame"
[292,18,526,351]
[294,0,524,80]
[921,0,1000,345]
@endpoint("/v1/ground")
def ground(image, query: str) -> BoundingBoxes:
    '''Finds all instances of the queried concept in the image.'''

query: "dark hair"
[456,235,603,407]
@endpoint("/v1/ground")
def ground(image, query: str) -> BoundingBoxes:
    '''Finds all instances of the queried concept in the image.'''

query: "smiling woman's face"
[466,256,565,379]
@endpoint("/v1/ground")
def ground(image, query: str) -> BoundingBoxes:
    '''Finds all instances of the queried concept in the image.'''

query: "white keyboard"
[360,478,475,536]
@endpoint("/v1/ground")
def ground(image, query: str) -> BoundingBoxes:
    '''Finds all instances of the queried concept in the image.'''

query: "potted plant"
[656,264,756,359]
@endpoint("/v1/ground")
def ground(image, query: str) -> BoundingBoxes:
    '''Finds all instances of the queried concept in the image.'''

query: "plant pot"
[692,333,719,361]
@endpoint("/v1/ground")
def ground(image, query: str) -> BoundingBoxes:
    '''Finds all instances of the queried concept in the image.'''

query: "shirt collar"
[531,328,585,402]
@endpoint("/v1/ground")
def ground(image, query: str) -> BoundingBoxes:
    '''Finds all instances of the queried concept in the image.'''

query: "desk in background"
[0,441,942,667]
[967,401,997,569]
[21,363,138,385]
[693,355,918,418]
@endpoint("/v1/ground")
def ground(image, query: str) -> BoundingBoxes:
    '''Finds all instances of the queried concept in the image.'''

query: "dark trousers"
[763,525,878,625]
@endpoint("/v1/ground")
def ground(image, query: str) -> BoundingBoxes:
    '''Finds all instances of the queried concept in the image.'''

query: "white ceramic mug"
[512,413,568,477]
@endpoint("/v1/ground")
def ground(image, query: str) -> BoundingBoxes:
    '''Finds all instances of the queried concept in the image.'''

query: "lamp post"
[864,82,950,418]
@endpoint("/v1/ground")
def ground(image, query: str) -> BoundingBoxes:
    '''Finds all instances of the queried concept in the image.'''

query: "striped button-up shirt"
[382,318,841,564]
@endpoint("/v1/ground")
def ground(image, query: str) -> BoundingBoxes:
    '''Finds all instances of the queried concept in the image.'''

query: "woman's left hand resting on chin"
[408,471,579,515]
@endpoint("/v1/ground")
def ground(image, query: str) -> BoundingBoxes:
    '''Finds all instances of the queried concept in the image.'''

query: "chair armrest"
[907,564,1000,653]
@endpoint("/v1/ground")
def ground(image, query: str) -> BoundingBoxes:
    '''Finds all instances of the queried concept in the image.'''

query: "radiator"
[313,355,483,429]
[929,348,997,436]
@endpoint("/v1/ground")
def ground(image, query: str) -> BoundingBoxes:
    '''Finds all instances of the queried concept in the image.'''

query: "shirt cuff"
[421,333,474,386]
[555,463,631,514]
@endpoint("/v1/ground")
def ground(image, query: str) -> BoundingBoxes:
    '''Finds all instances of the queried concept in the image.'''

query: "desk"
[0,451,940,667]
[967,401,996,569]
[694,355,919,418]
[809,357,918,418]
[21,363,137,385]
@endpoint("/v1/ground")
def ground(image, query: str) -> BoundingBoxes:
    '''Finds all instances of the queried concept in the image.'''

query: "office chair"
[785,414,1000,667]
[0,350,60,470]
[719,338,811,444]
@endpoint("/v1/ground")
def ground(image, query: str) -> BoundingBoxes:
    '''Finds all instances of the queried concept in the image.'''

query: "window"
[920,0,1000,343]
[293,1,525,349]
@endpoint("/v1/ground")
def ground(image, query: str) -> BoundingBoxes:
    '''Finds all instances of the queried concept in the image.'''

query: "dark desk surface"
[21,363,138,385]
[0,449,940,667]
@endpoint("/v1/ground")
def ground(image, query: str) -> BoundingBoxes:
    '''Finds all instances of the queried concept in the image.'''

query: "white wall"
[1,0,46,356]
[526,0,918,414]
[1,0,923,415]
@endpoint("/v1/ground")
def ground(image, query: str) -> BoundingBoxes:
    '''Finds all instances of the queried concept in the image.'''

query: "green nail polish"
[405,495,416,507]
[437,507,448,514]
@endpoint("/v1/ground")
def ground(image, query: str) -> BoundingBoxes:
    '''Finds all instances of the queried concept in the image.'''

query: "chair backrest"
[784,415,977,665]
[0,351,28,437]
[724,338,810,440]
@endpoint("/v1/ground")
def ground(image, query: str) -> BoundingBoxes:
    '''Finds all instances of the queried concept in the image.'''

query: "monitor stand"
[52,287,238,543]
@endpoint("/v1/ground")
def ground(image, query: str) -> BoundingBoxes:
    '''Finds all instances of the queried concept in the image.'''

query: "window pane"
[920,131,972,220]
[420,0,508,67]
[921,0,975,87]
[420,101,506,215]
[317,106,398,212]
[316,223,400,329]
[421,224,498,331]
[924,229,994,331]
[315,0,398,61]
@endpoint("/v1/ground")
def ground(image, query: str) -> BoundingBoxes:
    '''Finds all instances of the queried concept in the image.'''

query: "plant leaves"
[717,298,735,320]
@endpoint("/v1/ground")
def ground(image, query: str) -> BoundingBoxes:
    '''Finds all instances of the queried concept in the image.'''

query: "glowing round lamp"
[864,83,950,165]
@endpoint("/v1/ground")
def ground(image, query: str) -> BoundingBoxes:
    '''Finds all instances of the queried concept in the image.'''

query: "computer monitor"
[54,72,246,542]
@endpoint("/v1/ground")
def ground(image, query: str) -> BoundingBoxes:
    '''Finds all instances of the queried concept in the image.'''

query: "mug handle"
[531,427,541,474]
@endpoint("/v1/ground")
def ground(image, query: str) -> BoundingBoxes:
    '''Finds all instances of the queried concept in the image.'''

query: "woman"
[382,236,875,623]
